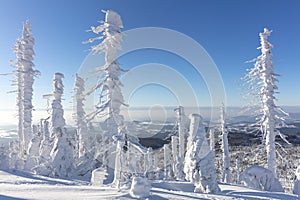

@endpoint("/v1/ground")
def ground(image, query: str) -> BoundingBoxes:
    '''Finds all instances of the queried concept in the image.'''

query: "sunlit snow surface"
[0,170,298,200]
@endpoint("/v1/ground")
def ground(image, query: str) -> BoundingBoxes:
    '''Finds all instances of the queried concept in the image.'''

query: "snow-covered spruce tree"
[174,106,188,180]
[220,104,230,183]
[13,38,25,158]
[74,73,88,158]
[84,10,128,186]
[243,28,288,177]
[21,21,39,155]
[184,114,220,193]
[13,21,39,158]
[49,73,74,178]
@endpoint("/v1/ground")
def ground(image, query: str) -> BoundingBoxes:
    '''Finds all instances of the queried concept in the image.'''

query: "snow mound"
[241,165,284,192]
[130,177,151,198]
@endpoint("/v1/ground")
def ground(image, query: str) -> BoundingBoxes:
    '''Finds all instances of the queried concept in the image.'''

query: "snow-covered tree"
[243,28,288,177]
[13,38,25,158]
[174,106,188,180]
[163,143,173,180]
[184,114,220,193]
[51,73,66,135]
[293,163,300,195]
[84,10,128,186]
[241,165,283,192]
[73,74,88,158]
[171,135,180,179]
[220,104,230,183]
[21,21,38,154]
[12,21,39,158]
[24,131,42,171]
[84,10,127,133]
[49,73,74,177]
[209,128,215,152]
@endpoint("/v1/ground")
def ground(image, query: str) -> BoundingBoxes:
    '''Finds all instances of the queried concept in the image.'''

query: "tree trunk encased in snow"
[184,114,220,194]
[174,106,188,180]
[220,104,231,183]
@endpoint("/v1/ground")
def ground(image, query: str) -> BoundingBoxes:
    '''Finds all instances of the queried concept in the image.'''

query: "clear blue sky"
[0,0,299,112]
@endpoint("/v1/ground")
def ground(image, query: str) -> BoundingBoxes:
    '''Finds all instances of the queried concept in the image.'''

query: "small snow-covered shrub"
[129,177,151,198]
[241,165,284,192]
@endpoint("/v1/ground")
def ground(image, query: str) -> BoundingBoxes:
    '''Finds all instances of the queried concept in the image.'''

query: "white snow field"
[0,170,298,200]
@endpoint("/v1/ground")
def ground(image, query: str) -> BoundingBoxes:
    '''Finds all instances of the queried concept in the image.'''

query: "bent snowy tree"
[244,28,289,177]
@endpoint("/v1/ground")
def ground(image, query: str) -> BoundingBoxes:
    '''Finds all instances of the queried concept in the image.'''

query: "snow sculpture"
[243,28,289,177]
[129,177,151,198]
[220,104,230,183]
[240,165,283,192]
[184,114,220,193]
[13,21,39,157]
[293,163,300,195]
[174,106,188,180]
[84,10,128,187]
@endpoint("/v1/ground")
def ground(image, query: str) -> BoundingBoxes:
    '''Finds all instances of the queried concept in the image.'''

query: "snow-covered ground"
[0,170,298,200]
